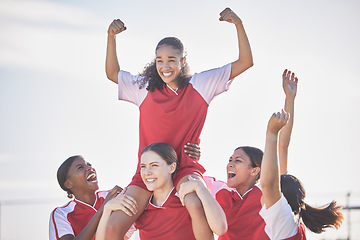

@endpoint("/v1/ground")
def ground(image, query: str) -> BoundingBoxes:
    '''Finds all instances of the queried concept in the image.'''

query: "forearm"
[230,21,253,79]
[261,132,281,207]
[95,208,112,240]
[73,207,104,240]
[278,96,295,174]
[196,187,227,236]
[106,35,120,83]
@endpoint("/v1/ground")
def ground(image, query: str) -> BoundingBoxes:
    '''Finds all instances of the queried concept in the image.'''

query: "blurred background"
[1,0,359,239]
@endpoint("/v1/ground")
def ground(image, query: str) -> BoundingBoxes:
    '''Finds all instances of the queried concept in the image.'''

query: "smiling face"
[64,156,99,195]
[227,148,260,194]
[140,150,175,193]
[155,44,186,90]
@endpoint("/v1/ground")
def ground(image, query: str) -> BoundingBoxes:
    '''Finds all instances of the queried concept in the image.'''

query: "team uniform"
[205,176,306,240]
[117,64,233,189]
[259,194,306,240]
[204,176,269,240]
[49,190,134,240]
[134,187,196,240]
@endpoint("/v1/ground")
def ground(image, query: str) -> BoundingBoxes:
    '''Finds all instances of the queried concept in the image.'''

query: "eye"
[151,164,159,168]
[77,166,83,170]
[157,60,163,63]
[169,59,175,62]
[140,165,145,169]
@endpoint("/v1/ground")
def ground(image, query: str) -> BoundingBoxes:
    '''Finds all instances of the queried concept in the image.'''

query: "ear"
[181,57,187,67]
[169,162,177,174]
[64,179,73,190]
[251,167,261,178]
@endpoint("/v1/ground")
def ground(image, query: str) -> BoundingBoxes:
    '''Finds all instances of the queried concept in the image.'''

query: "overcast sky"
[1,0,359,239]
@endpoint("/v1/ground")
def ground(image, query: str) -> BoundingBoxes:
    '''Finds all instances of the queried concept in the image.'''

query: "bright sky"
[1,0,359,239]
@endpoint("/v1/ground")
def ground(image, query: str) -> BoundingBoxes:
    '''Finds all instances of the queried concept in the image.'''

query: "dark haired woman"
[259,71,343,239]
[96,143,227,240]
[49,155,131,240]
[104,7,253,239]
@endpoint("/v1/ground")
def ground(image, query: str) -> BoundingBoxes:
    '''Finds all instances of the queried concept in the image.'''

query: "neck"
[73,191,97,206]
[152,183,174,206]
[236,181,256,196]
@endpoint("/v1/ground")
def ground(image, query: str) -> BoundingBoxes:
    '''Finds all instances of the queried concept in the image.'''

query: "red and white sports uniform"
[204,176,269,240]
[117,64,232,189]
[134,187,196,240]
[259,194,306,240]
[49,191,135,240]
[49,191,107,240]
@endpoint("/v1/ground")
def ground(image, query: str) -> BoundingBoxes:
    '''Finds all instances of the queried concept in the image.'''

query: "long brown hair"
[281,174,343,233]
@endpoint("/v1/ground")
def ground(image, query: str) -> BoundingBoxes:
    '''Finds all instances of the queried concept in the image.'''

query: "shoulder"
[96,190,110,199]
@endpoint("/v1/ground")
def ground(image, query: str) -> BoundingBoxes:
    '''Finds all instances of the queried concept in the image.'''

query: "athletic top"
[259,194,306,240]
[49,191,107,240]
[118,64,232,188]
[49,190,135,240]
[134,187,196,240]
[204,176,269,240]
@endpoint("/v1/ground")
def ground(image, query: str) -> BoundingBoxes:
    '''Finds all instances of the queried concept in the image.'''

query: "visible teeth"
[163,72,172,77]
[146,178,156,182]
[87,173,96,181]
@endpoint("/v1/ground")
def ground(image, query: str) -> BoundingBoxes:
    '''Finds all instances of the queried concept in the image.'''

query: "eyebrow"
[156,56,176,59]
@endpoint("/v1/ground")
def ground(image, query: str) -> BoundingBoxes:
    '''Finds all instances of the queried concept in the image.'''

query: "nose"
[163,62,170,69]
[227,161,234,168]
[143,166,151,175]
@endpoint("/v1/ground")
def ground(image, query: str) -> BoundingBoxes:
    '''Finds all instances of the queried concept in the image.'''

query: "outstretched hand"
[282,69,298,98]
[267,110,289,135]
[219,7,242,25]
[108,19,127,37]
[104,187,138,217]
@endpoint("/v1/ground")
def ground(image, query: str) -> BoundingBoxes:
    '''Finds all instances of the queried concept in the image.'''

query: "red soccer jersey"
[284,223,306,240]
[135,188,196,240]
[49,191,107,240]
[216,186,269,240]
[204,177,268,240]
[118,64,232,189]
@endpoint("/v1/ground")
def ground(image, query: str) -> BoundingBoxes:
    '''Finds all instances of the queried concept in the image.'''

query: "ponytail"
[300,201,343,233]
[281,174,343,234]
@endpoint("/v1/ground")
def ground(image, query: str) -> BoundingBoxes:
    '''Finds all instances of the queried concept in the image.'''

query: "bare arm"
[279,70,298,174]
[56,186,122,240]
[96,189,137,240]
[219,8,253,80]
[261,111,289,209]
[179,176,228,236]
[106,19,126,84]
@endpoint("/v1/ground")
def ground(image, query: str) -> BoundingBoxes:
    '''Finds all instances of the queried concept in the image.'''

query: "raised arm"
[219,8,253,80]
[178,176,228,236]
[278,70,298,174]
[260,111,289,209]
[106,19,127,84]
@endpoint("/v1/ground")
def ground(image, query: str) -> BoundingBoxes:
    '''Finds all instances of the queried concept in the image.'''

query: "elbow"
[244,59,254,70]
[214,221,228,236]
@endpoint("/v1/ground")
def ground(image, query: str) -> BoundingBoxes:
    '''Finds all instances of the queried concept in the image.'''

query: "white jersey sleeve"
[190,63,233,105]
[259,194,299,240]
[118,70,149,106]
[49,207,74,240]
